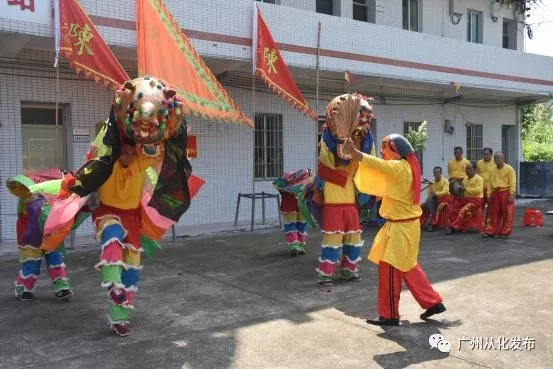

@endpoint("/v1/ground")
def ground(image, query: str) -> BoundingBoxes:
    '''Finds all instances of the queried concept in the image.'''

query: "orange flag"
[136,0,253,127]
[55,0,129,89]
[253,6,316,121]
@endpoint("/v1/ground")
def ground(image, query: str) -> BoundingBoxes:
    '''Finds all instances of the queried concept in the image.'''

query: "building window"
[317,0,339,16]
[21,104,65,174]
[467,9,483,44]
[256,0,278,4]
[255,113,283,180]
[404,121,424,171]
[503,19,517,50]
[402,0,421,32]
[353,0,376,23]
[466,123,483,161]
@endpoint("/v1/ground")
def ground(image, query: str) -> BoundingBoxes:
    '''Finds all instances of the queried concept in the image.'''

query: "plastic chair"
[522,208,544,227]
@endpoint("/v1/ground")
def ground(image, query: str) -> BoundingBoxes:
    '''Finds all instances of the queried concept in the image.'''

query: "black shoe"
[444,228,457,235]
[55,289,74,301]
[366,317,399,326]
[297,249,306,256]
[18,291,34,301]
[289,249,298,257]
[420,302,446,320]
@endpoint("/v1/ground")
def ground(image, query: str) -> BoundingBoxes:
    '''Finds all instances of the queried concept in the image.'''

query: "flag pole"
[315,21,321,170]
[316,21,321,117]
[55,55,60,170]
[251,3,258,231]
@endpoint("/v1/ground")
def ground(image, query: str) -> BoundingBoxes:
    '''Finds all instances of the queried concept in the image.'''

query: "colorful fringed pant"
[378,261,442,320]
[15,246,70,296]
[93,204,142,326]
[282,211,307,253]
[484,189,514,236]
[14,213,70,296]
[317,204,363,279]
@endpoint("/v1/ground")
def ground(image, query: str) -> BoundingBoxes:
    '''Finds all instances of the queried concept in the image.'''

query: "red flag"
[253,6,316,120]
[57,0,128,89]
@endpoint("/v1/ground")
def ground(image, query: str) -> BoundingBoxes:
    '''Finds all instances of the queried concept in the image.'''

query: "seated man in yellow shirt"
[341,134,445,326]
[446,162,484,235]
[420,166,450,231]
[484,152,516,237]
[447,146,470,196]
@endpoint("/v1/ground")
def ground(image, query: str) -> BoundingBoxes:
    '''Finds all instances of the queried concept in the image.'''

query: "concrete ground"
[0,201,552,369]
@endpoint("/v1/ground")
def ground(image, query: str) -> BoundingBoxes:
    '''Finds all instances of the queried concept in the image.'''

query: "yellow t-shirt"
[448,158,470,180]
[489,164,516,195]
[354,154,422,272]
[477,159,495,189]
[462,174,484,198]
[428,177,449,197]
[98,156,159,210]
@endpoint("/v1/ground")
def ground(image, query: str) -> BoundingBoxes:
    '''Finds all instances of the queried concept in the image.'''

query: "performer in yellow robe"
[342,134,445,326]
[484,152,516,237]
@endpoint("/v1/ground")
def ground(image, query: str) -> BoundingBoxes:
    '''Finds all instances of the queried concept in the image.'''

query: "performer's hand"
[341,139,362,161]
[508,195,514,204]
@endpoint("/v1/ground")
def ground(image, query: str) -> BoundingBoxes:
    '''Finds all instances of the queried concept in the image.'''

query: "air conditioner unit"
[491,0,500,22]
[449,0,463,15]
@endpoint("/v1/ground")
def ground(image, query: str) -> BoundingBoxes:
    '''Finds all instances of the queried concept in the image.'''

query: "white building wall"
[0,50,515,243]
[1,1,548,94]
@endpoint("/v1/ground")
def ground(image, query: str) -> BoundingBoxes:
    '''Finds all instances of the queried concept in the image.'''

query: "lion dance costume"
[273,169,314,256]
[6,170,90,300]
[316,94,374,286]
[7,76,203,336]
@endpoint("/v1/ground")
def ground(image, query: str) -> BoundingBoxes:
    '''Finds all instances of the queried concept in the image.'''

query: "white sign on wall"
[72,128,90,142]
[1,0,52,26]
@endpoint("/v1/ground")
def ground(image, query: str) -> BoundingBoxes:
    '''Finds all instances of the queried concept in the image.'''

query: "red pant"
[449,197,483,232]
[420,195,450,229]
[378,262,442,319]
[484,189,514,236]
[430,196,450,228]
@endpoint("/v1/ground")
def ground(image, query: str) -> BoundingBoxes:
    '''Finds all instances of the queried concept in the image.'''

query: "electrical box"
[449,0,463,15]
[444,120,454,134]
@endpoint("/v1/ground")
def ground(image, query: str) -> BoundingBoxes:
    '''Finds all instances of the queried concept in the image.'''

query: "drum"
[450,180,464,197]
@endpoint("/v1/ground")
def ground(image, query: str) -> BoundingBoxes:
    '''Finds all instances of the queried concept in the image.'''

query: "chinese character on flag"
[253,5,316,120]
[7,0,34,12]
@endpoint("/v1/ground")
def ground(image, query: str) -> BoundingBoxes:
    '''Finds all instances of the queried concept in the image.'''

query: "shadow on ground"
[0,201,551,368]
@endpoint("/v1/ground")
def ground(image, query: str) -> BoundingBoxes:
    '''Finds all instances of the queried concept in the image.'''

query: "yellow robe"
[477,159,495,190]
[448,158,470,180]
[462,174,484,198]
[489,164,516,195]
[354,154,422,272]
